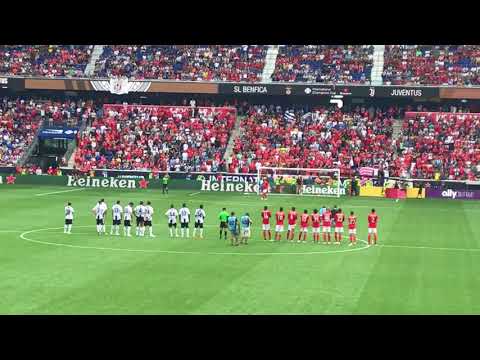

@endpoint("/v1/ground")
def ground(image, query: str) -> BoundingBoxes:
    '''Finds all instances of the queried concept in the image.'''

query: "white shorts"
[312,227,320,233]
[368,228,377,234]
[275,225,284,232]
[262,224,270,231]
[335,227,343,233]
[300,226,308,232]
[322,226,331,233]
[348,228,357,235]
[262,189,268,194]
[241,228,251,237]
[287,224,296,231]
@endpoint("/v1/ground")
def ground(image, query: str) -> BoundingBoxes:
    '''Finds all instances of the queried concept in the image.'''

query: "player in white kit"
[134,201,147,237]
[64,202,74,234]
[165,204,179,237]
[179,203,191,238]
[110,200,123,236]
[123,202,134,237]
[145,201,155,237]
[193,204,206,239]
[92,199,108,235]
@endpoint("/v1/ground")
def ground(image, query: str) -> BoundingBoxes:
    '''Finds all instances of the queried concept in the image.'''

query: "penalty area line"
[35,188,86,197]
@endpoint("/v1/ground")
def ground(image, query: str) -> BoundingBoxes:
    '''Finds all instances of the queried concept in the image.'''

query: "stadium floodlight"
[257,166,342,198]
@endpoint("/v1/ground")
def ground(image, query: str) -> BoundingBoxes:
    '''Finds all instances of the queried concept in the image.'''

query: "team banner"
[39,127,79,140]
[217,83,369,97]
[218,83,438,99]
[367,86,439,99]
[426,188,480,200]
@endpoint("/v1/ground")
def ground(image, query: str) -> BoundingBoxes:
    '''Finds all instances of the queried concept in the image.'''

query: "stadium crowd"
[73,105,236,172]
[230,105,397,177]
[0,97,98,166]
[1,93,479,181]
[271,45,374,83]
[93,45,267,82]
[3,45,480,87]
[394,112,480,180]
[382,45,480,85]
[0,46,93,77]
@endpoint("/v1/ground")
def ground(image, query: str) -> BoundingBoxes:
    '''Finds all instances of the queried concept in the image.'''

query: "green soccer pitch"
[1,185,480,314]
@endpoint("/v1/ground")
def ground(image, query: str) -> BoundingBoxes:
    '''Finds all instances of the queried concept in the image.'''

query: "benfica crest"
[90,77,151,94]
[110,77,129,95]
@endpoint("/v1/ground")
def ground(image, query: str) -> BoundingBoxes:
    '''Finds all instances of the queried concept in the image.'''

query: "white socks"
[169,228,173,237]
[179,228,190,237]
[200,229,203,238]
[68,225,72,233]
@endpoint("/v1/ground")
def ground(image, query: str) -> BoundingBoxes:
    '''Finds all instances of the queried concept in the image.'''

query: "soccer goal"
[256,167,342,198]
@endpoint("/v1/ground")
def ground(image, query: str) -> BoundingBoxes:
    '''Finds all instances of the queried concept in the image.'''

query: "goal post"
[256,166,342,198]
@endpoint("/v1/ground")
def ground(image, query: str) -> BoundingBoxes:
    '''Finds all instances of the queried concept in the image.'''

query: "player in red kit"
[260,177,269,200]
[287,207,297,242]
[367,209,379,245]
[275,207,285,241]
[298,209,309,243]
[322,208,332,244]
[261,206,272,241]
[348,211,357,246]
[311,209,321,243]
[334,208,345,244]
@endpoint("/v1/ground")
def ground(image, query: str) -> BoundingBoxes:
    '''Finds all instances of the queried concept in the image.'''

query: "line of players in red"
[260,206,379,246]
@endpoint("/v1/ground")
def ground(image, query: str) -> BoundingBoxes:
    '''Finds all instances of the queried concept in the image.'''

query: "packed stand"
[74,105,236,172]
[0,46,93,77]
[230,105,397,176]
[93,45,267,82]
[0,97,98,167]
[394,112,480,180]
[382,45,480,85]
[271,45,374,83]
[0,98,41,166]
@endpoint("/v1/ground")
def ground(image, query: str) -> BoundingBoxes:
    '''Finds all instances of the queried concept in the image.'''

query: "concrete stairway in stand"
[392,118,404,140]
[370,45,385,85]
[84,45,105,76]
[260,45,279,83]
[223,115,245,161]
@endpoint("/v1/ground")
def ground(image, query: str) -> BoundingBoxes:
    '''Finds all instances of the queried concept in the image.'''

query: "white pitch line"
[378,243,480,252]
[18,225,371,256]
[35,188,86,197]
[188,192,201,196]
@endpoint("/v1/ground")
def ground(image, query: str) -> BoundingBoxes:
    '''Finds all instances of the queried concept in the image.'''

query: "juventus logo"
[369,87,375,97]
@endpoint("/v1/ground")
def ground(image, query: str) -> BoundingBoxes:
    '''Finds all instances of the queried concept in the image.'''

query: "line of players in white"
[64,200,206,238]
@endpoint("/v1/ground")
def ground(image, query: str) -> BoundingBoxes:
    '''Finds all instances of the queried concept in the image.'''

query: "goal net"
[257,167,342,198]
